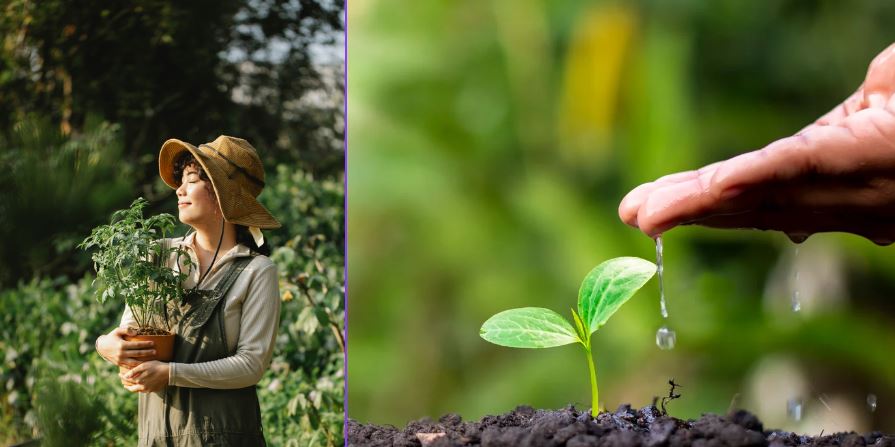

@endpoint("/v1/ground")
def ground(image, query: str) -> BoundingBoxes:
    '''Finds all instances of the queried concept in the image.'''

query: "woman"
[95,135,281,446]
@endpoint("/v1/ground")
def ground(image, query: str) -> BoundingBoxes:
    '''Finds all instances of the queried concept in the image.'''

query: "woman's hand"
[619,42,895,244]
[120,360,170,393]
[95,327,156,369]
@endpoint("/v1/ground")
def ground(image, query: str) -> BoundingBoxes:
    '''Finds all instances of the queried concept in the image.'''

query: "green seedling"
[480,257,657,417]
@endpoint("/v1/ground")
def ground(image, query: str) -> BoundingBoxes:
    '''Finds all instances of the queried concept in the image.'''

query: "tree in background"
[0,0,344,177]
[0,0,344,287]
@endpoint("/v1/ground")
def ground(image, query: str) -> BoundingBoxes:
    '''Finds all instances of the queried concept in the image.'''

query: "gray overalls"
[138,256,266,446]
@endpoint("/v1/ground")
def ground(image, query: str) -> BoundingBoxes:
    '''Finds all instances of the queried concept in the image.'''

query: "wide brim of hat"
[158,138,282,229]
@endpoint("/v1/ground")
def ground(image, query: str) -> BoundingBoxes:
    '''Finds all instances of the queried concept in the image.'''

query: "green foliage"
[0,115,134,287]
[260,165,345,446]
[262,165,345,252]
[78,197,189,332]
[481,257,656,416]
[34,374,103,447]
[0,275,135,445]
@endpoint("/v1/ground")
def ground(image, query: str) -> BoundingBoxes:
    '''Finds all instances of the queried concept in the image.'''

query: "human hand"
[619,42,895,245]
[95,327,156,369]
[120,360,169,393]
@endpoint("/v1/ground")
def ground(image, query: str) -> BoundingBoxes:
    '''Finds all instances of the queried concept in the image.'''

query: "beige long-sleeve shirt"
[120,232,280,389]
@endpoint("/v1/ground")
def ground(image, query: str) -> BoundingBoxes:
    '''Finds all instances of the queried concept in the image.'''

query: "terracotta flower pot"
[124,330,175,362]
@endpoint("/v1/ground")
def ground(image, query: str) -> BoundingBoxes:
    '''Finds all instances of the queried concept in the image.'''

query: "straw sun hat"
[158,135,281,245]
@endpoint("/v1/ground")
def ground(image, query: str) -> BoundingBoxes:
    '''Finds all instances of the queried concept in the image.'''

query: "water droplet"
[791,245,801,312]
[656,326,676,350]
[867,394,878,412]
[787,398,803,421]
[791,291,801,312]
[656,236,668,319]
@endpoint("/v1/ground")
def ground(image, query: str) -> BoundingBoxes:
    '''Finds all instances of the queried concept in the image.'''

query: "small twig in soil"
[660,378,683,415]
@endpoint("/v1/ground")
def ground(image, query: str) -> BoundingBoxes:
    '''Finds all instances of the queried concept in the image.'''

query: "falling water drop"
[791,291,801,312]
[867,394,878,412]
[656,236,668,319]
[655,236,675,350]
[655,326,676,350]
[791,246,801,312]
[787,398,803,421]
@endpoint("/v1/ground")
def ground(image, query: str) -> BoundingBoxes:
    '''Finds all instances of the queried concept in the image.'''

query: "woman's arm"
[157,263,280,389]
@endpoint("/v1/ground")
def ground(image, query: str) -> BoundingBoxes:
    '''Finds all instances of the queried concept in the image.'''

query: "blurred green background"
[0,1,344,445]
[348,0,895,433]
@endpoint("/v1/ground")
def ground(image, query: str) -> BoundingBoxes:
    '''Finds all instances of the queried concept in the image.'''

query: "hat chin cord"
[190,217,225,292]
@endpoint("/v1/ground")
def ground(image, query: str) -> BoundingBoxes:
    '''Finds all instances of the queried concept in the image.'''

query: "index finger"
[618,161,724,228]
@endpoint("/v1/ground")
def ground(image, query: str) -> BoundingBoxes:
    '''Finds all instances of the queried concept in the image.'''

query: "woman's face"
[175,162,220,227]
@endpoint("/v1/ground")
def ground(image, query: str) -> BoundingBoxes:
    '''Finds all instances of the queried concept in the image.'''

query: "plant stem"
[585,345,598,418]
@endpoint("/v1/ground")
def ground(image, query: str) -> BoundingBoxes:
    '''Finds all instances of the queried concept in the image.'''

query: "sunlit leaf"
[577,257,656,335]
[480,307,580,348]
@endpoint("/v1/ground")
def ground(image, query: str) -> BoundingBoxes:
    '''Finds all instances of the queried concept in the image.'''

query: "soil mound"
[347,404,894,446]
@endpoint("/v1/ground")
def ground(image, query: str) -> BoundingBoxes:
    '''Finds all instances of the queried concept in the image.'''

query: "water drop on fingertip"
[867,394,878,412]
[656,326,676,350]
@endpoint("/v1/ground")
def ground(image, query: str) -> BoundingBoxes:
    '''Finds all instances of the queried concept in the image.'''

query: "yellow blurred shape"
[558,5,636,165]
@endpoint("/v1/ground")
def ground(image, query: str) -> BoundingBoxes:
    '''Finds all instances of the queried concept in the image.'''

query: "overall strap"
[213,255,254,297]
[178,255,255,331]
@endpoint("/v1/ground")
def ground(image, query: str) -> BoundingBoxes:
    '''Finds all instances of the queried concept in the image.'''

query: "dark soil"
[128,326,170,336]
[347,404,895,447]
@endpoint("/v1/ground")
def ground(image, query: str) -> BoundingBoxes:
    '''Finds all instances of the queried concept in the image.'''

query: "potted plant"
[78,197,190,362]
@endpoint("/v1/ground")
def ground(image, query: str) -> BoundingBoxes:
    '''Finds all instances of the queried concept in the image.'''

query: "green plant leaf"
[480,307,580,348]
[577,257,656,335]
